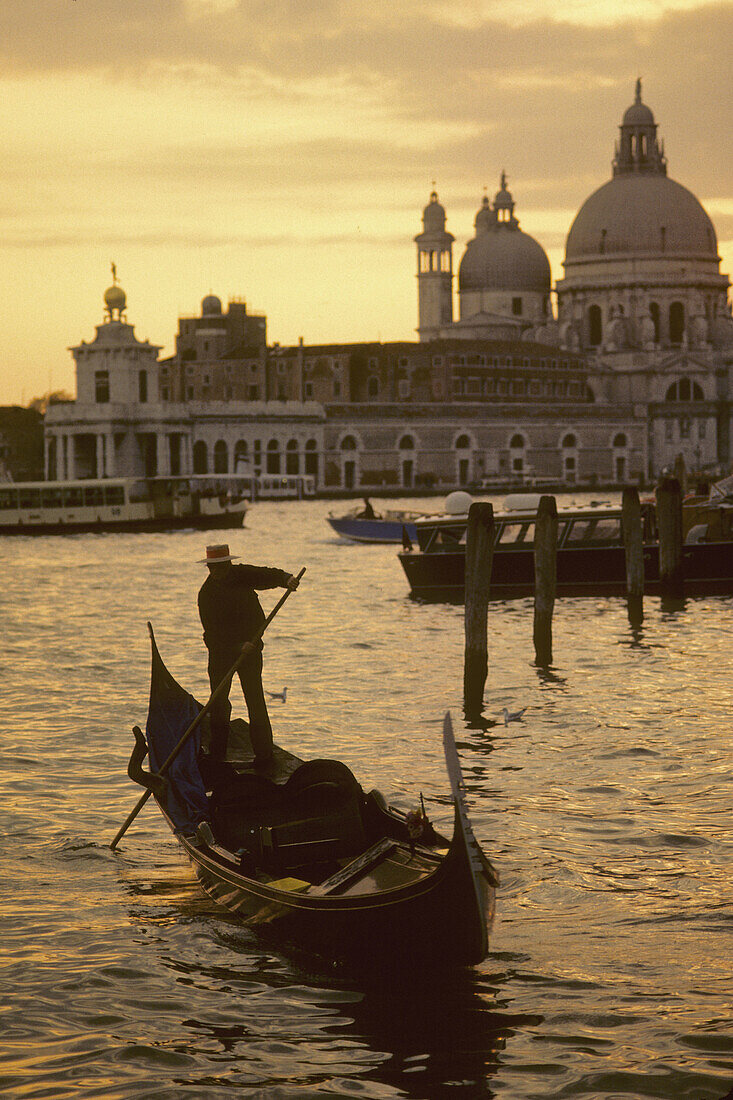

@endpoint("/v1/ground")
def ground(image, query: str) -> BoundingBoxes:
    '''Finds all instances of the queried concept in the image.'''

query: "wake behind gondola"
[125,626,498,969]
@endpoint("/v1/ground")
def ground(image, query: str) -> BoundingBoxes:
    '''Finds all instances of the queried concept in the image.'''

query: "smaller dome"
[202,294,222,316]
[104,284,126,311]
[622,100,655,127]
[475,195,494,234]
[422,190,446,230]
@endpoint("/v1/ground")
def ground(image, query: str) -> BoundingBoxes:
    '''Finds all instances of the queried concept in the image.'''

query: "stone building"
[43,84,731,493]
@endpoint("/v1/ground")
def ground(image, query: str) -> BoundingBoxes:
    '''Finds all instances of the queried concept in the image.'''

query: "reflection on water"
[1,498,732,1098]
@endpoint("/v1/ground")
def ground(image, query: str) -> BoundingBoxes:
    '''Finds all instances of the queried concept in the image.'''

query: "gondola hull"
[166,800,494,967]
[133,629,497,969]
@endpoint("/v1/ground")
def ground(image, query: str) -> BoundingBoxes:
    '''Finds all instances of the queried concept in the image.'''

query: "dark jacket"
[198,564,291,651]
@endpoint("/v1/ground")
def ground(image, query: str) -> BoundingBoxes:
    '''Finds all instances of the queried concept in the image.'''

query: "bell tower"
[415,190,454,341]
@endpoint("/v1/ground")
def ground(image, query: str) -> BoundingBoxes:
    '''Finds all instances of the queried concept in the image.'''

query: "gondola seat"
[247,759,368,875]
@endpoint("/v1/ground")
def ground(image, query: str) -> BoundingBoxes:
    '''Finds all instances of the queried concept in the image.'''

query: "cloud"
[2,3,730,196]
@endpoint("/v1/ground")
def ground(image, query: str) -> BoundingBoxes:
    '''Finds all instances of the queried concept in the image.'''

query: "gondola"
[125,626,498,968]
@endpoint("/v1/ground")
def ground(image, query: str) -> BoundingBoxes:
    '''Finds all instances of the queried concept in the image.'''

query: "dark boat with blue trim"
[126,626,498,968]
[398,486,733,602]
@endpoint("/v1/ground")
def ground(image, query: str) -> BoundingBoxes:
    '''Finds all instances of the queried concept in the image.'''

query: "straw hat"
[198,543,239,565]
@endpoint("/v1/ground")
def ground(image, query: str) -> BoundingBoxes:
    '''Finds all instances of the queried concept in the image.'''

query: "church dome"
[459,230,551,293]
[565,175,718,260]
[565,81,719,262]
[459,176,550,294]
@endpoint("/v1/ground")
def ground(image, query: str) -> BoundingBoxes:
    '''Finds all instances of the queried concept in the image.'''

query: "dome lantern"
[613,78,667,177]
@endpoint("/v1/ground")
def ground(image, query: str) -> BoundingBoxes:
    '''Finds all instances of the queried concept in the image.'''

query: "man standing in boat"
[197,544,299,765]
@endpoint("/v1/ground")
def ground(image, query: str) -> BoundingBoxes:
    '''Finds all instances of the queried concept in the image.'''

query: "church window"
[398,379,410,399]
[340,435,358,450]
[589,305,603,346]
[613,433,627,448]
[510,434,525,449]
[665,420,674,442]
[248,385,259,400]
[138,370,148,403]
[399,435,415,450]
[665,378,704,402]
[669,302,685,344]
[367,376,379,397]
[562,433,577,449]
[512,297,523,316]
[679,418,691,439]
[440,250,451,273]
[95,371,110,403]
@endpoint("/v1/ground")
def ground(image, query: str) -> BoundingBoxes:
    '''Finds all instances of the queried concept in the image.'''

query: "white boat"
[0,474,248,536]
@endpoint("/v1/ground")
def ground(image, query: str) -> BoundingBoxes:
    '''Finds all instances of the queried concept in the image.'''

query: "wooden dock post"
[621,486,645,626]
[533,495,557,668]
[656,476,684,598]
[463,501,495,716]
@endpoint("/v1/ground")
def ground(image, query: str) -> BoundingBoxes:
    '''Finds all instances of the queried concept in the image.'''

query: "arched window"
[509,433,525,475]
[286,439,299,474]
[193,441,208,474]
[649,302,660,343]
[398,435,415,450]
[588,305,603,346]
[340,435,358,450]
[266,439,281,474]
[562,433,577,448]
[367,376,379,397]
[234,440,248,470]
[613,433,627,448]
[213,440,228,474]
[304,438,318,477]
[455,434,471,449]
[669,302,685,345]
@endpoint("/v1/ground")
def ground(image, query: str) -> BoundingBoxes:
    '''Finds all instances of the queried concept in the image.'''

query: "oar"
[109,566,305,850]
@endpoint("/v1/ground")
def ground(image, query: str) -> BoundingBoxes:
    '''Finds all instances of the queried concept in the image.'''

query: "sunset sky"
[1,0,731,406]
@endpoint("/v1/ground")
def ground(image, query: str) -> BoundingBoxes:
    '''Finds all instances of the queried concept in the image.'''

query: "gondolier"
[197,544,299,764]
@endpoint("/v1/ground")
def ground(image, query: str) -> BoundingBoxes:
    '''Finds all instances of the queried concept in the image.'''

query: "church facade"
[45,84,732,493]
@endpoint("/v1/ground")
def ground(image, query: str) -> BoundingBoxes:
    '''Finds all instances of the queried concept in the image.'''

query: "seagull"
[267,686,287,703]
[502,706,526,725]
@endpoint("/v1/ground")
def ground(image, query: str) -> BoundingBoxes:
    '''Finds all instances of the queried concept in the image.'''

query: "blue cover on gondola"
[145,625,210,832]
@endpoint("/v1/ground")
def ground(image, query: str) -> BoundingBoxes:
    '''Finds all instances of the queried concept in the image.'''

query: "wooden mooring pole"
[656,476,684,599]
[533,495,557,668]
[463,501,495,716]
[621,486,645,626]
